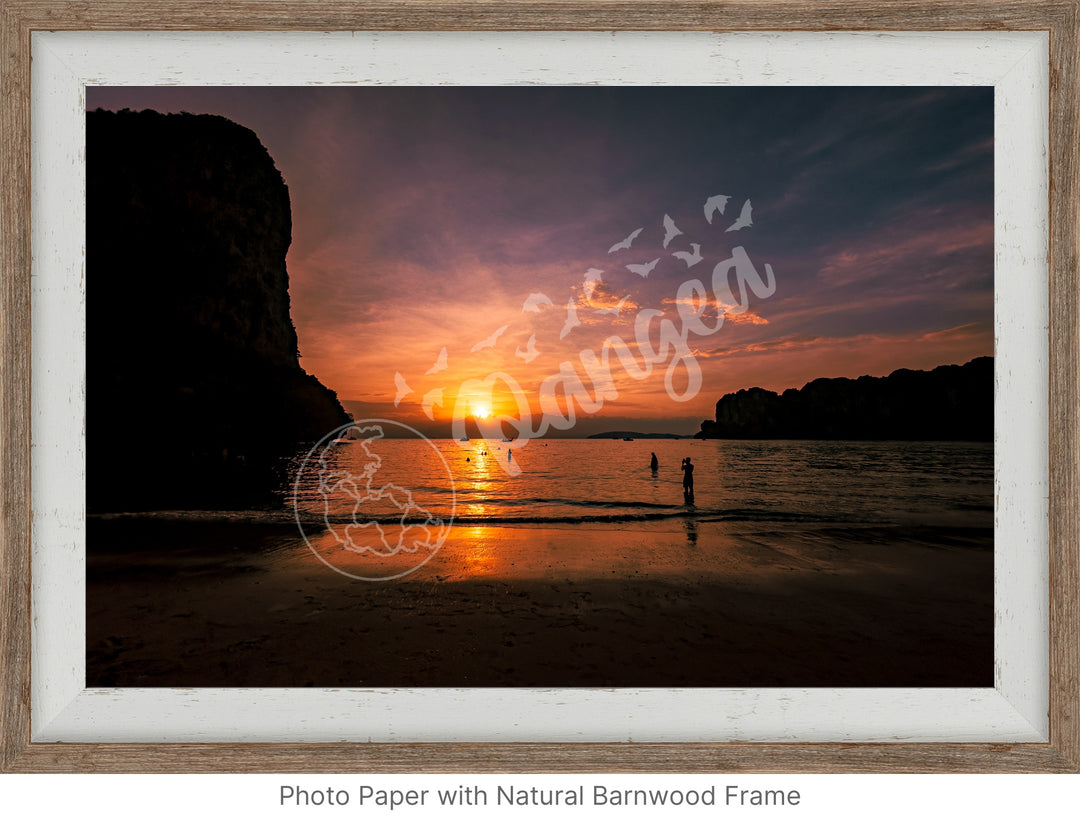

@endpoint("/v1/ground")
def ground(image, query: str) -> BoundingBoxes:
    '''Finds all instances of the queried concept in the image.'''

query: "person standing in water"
[650,452,659,473]
[682,456,695,498]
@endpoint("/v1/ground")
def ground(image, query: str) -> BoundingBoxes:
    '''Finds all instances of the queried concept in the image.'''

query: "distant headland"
[587,432,691,440]
[696,356,992,441]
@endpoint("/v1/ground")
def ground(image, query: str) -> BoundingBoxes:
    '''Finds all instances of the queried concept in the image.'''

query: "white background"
[2,773,1080,825]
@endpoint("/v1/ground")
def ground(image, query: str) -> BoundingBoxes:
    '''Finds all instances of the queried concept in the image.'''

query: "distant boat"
[459,437,469,441]
[623,437,635,441]
[501,438,512,442]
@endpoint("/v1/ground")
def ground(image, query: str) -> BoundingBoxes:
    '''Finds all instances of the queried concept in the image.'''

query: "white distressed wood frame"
[30,30,1048,743]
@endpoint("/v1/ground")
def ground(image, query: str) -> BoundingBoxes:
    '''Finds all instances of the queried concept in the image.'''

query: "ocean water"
[286,437,993,529]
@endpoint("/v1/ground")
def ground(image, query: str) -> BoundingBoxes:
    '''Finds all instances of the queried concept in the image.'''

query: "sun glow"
[472,405,491,420]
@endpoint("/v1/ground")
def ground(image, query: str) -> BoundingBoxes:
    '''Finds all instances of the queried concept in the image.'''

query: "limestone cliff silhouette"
[87,108,349,509]
[696,356,992,440]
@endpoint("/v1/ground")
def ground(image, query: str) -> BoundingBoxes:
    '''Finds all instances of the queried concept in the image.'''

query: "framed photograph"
[2,1,1078,773]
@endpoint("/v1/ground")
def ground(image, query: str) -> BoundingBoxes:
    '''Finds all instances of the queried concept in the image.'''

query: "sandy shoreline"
[87,517,993,687]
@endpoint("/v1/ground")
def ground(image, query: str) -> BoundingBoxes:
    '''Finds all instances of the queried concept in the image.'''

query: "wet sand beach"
[87,517,993,687]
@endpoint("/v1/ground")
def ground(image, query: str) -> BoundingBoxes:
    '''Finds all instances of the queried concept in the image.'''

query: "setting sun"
[472,405,491,420]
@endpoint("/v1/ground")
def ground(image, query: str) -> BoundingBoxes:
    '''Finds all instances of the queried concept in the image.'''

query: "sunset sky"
[86,86,993,437]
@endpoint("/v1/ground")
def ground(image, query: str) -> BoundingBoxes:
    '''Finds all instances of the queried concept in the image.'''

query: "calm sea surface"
[286,438,992,529]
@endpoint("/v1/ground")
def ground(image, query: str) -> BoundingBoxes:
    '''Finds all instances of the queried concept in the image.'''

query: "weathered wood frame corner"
[2,0,1077,773]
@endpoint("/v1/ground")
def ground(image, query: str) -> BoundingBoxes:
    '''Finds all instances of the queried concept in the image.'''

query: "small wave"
[91,507,865,528]
[312,507,847,527]
[403,487,683,512]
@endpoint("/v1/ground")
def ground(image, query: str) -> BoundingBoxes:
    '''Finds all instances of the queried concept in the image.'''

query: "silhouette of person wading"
[681,456,695,500]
